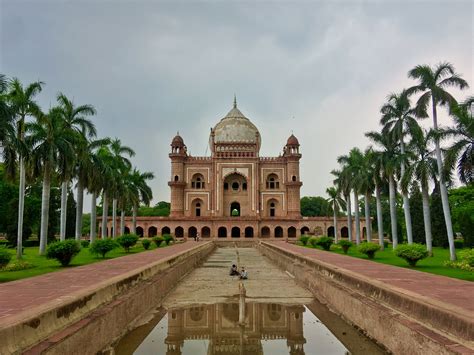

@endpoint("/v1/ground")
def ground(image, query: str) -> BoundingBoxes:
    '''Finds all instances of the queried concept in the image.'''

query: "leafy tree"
[408,186,426,244]
[300,196,330,217]
[65,190,76,238]
[138,201,170,216]
[326,186,346,242]
[431,186,448,248]
[89,238,117,258]
[449,185,474,247]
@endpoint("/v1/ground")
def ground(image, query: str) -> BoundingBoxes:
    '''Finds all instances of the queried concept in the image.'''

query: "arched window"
[292,175,297,182]
[270,202,275,217]
[174,175,179,182]
[232,182,239,191]
[196,202,201,217]
[191,174,205,189]
[224,182,229,190]
[192,199,203,217]
[242,182,247,191]
[266,174,279,189]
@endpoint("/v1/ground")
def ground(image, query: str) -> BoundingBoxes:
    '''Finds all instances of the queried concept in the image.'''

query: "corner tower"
[284,134,302,217]
[168,133,187,217]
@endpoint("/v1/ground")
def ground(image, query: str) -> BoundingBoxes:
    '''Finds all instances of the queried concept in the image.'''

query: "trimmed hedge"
[89,239,118,258]
[0,248,12,268]
[116,234,139,252]
[142,239,151,250]
[46,240,81,266]
[395,243,429,267]
[338,240,353,254]
[357,242,381,259]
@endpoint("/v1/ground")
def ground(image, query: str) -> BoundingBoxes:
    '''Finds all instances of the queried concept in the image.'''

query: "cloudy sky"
[1,0,473,208]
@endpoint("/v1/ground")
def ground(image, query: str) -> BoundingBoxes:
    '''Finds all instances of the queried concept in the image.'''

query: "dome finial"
[233,94,237,108]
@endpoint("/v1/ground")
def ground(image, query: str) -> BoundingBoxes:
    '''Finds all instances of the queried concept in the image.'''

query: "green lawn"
[304,244,474,282]
[0,241,166,283]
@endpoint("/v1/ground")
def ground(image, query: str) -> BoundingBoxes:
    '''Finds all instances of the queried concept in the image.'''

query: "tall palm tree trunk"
[333,202,338,243]
[400,140,413,244]
[101,191,108,238]
[364,193,372,242]
[421,182,433,256]
[59,181,68,241]
[431,102,456,261]
[39,164,51,255]
[346,194,352,241]
[112,198,117,239]
[353,190,361,245]
[75,181,84,241]
[120,209,125,235]
[388,175,398,248]
[132,205,137,235]
[90,191,97,243]
[16,157,26,259]
[375,183,384,250]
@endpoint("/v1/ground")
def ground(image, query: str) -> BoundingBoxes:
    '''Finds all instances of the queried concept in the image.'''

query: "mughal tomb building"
[105,99,366,239]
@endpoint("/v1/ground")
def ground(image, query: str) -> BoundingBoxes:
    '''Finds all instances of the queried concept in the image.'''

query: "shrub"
[46,240,81,266]
[81,240,90,248]
[90,239,118,258]
[152,236,164,247]
[116,234,139,252]
[357,242,381,259]
[308,236,319,248]
[338,240,353,254]
[3,260,34,271]
[315,236,333,251]
[454,239,464,249]
[299,235,310,246]
[163,234,174,245]
[460,249,474,267]
[394,243,429,267]
[142,239,151,250]
[444,250,474,272]
[0,248,12,268]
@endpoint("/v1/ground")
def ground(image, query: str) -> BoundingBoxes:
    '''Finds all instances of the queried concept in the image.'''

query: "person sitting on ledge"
[240,267,248,280]
[229,264,239,276]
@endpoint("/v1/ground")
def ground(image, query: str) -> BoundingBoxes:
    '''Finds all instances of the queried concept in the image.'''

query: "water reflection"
[165,303,307,355]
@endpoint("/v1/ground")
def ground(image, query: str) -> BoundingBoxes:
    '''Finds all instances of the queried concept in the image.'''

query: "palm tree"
[56,93,96,240]
[408,62,469,260]
[331,169,352,241]
[26,108,75,254]
[326,186,345,243]
[380,90,421,244]
[359,148,375,242]
[109,139,135,238]
[0,74,18,180]
[7,78,43,258]
[128,169,154,234]
[338,148,365,245]
[443,97,474,185]
[367,146,386,249]
[366,131,401,248]
[402,126,438,255]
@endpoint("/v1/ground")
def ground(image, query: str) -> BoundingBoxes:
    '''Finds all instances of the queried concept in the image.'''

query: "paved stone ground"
[272,242,474,313]
[162,247,314,308]
[0,242,204,323]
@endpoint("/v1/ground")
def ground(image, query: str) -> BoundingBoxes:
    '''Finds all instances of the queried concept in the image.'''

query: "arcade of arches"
[102,100,368,239]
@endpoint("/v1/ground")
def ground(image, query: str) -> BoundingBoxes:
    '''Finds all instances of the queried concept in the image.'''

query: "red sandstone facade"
[103,100,366,239]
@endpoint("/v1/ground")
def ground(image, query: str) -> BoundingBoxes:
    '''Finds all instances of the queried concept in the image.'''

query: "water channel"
[112,247,386,354]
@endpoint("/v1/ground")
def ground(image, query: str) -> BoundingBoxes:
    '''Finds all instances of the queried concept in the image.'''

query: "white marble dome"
[212,99,260,144]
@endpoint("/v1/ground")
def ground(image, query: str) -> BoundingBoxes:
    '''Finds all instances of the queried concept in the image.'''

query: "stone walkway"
[163,247,313,308]
[269,242,474,313]
[0,242,204,323]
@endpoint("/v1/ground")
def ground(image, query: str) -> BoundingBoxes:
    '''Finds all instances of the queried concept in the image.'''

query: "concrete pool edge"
[1,242,215,355]
[258,241,474,354]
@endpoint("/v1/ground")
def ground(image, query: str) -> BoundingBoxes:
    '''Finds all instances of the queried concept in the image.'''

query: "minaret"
[284,134,302,217]
[168,133,187,217]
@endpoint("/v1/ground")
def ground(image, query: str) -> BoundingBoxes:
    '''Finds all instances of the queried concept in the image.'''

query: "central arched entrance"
[231,227,240,238]
[230,202,240,217]
[189,226,197,239]
[275,226,283,238]
[261,226,270,238]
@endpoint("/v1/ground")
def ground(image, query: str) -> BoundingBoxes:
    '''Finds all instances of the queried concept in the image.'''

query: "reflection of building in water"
[165,303,305,355]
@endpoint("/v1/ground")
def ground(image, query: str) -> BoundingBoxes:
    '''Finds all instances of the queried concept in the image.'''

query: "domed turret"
[212,97,260,145]
[170,132,187,156]
[286,134,299,146]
